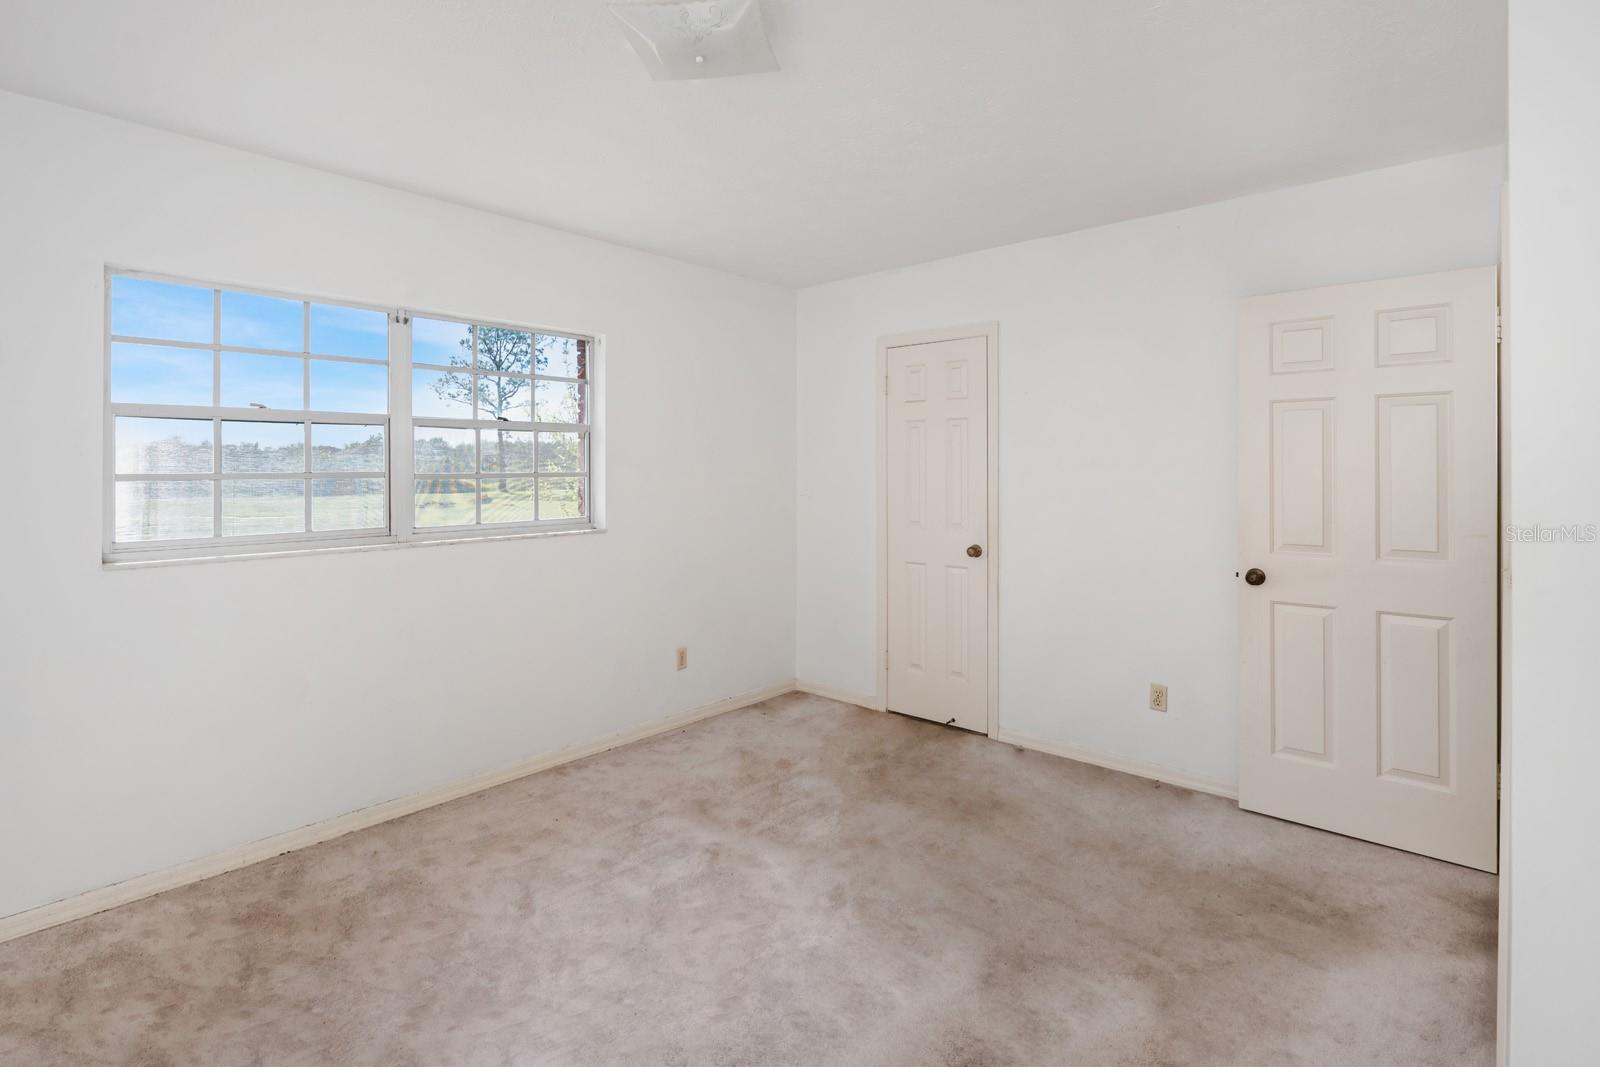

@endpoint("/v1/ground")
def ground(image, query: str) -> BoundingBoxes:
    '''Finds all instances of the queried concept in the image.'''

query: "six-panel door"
[885,335,989,732]
[1238,267,1498,872]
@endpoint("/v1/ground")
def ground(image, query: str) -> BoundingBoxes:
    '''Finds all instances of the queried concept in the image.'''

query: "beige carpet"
[0,693,1496,1066]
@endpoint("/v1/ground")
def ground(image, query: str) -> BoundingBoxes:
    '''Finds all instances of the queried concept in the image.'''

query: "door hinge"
[884,374,890,396]
[884,650,890,670]
[1497,765,1502,801]
[1495,310,1503,344]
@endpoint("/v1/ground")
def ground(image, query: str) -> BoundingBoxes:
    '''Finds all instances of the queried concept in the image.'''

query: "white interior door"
[885,334,989,732]
[1238,266,1498,872]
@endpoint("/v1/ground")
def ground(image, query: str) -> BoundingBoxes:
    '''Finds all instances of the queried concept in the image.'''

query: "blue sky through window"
[111,277,212,343]
[311,304,387,359]
[412,317,471,365]
[221,352,302,409]
[221,290,303,351]
[311,360,387,413]
[111,342,212,405]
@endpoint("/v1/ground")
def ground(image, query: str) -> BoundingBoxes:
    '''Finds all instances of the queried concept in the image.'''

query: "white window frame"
[403,308,595,537]
[103,268,602,564]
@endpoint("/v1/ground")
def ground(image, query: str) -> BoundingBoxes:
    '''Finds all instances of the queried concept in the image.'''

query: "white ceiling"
[0,0,1505,287]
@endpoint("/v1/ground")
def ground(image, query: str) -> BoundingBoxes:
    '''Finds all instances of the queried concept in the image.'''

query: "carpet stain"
[0,694,1496,1066]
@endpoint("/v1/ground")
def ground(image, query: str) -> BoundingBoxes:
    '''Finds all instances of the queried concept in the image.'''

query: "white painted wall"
[0,92,797,920]
[0,85,1512,932]
[796,147,1504,789]
[1503,2,1600,1062]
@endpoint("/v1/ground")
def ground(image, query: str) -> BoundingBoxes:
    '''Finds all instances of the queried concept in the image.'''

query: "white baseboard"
[996,729,1239,800]
[0,680,796,946]
[1,685,1237,945]
[793,679,882,710]
[792,687,1233,798]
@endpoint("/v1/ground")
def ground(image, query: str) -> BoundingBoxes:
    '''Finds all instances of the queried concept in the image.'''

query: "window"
[409,315,590,530]
[104,272,598,561]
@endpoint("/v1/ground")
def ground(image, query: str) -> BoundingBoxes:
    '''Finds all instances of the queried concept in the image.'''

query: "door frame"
[875,321,1001,737]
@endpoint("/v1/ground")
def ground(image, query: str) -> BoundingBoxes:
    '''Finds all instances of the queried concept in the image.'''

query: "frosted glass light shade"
[609,0,779,81]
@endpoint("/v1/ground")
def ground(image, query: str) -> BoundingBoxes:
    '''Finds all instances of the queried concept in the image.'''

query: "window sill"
[102,524,604,571]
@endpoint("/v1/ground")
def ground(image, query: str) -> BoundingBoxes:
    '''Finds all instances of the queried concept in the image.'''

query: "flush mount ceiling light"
[608,0,779,81]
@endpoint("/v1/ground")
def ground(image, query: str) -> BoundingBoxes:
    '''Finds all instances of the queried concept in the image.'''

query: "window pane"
[480,429,533,473]
[115,480,213,542]
[312,478,385,531]
[111,342,213,405]
[310,304,387,359]
[534,380,586,424]
[415,427,475,473]
[220,351,303,410]
[476,326,532,373]
[415,478,476,527]
[536,431,586,473]
[311,360,387,413]
[115,417,213,474]
[536,335,586,379]
[222,421,304,473]
[412,369,474,418]
[222,479,305,536]
[312,424,385,472]
[480,477,534,524]
[221,290,303,351]
[538,477,586,520]
[476,375,532,422]
[111,277,213,343]
[412,317,471,366]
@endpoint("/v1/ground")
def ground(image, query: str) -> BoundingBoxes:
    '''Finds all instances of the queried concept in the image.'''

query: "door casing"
[875,322,1001,737]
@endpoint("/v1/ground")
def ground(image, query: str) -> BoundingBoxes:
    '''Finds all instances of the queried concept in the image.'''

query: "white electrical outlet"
[676,647,689,671]
[1149,683,1168,712]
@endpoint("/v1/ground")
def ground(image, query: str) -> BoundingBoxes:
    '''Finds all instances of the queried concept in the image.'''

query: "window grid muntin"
[407,314,589,533]
[408,321,588,424]
[107,274,393,550]
[113,412,387,543]
[105,271,596,560]
[410,424,590,529]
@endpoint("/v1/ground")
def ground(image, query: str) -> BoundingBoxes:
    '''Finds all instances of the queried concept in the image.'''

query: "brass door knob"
[967,545,983,558]
[1244,568,1266,586]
